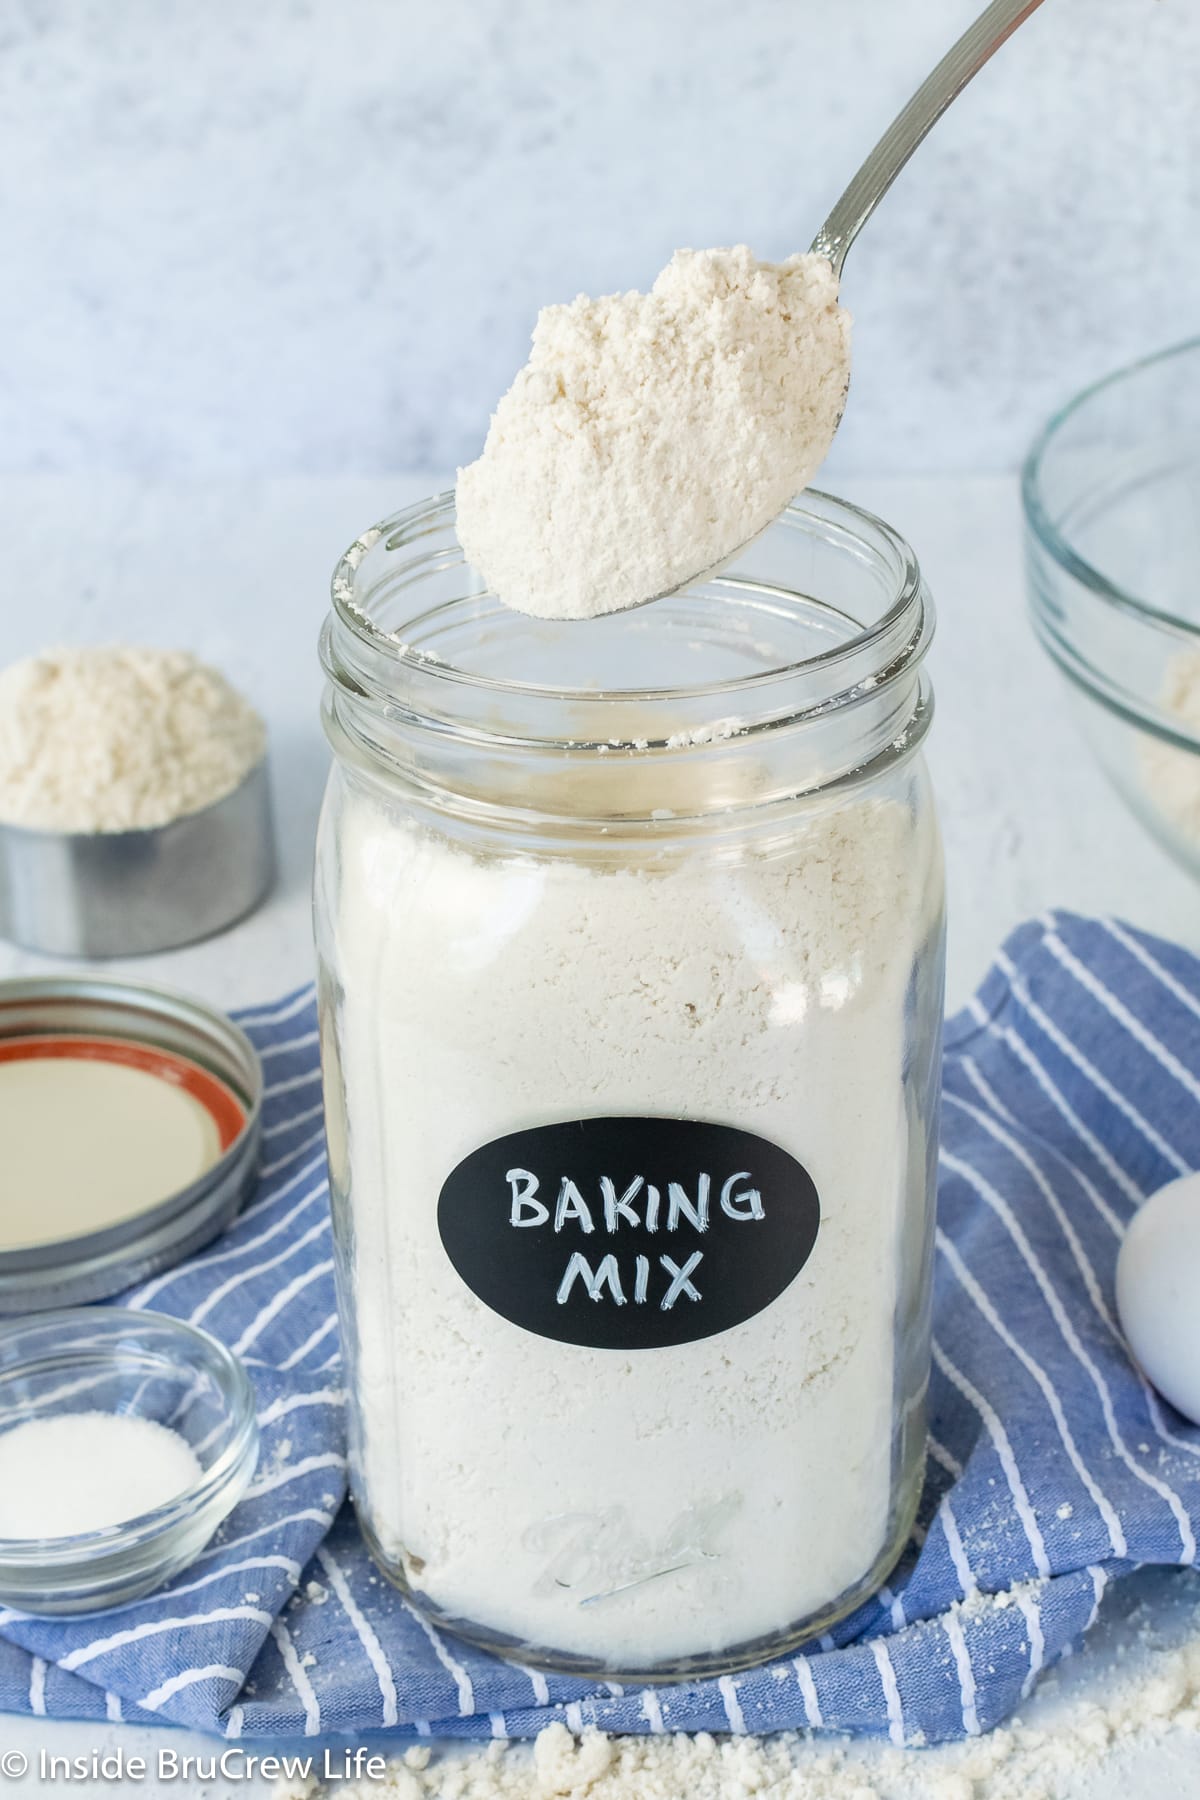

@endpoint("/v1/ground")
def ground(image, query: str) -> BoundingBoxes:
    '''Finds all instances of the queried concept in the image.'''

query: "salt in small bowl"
[0,1308,259,1615]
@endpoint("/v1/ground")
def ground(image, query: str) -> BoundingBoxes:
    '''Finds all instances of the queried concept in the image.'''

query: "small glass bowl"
[0,1309,259,1615]
[1023,337,1200,879]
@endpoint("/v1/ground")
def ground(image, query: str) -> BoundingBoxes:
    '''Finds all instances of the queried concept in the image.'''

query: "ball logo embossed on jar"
[437,1116,821,1350]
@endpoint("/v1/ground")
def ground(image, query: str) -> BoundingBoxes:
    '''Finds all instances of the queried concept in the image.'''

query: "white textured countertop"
[0,473,1197,1793]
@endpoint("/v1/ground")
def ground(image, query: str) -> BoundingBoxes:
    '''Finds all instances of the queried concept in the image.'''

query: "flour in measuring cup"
[455,247,850,621]
[0,645,264,833]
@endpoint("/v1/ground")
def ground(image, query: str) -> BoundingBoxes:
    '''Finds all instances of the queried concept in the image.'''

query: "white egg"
[1116,1171,1200,1425]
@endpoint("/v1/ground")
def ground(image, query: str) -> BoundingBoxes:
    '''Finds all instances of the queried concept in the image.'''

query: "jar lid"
[0,976,262,1312]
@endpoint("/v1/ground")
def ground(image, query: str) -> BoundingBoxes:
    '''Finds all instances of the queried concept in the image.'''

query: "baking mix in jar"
[315,489,945,1679]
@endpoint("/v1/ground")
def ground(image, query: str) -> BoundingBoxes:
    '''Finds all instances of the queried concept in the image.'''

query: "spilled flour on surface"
[276,1573,1200,1800]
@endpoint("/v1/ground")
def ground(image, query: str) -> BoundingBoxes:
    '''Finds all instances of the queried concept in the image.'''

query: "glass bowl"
[0,1309,259,1614]
[1023,337,1200,879]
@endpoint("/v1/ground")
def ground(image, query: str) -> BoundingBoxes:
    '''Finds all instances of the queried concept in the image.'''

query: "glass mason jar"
[315,489,945,1682]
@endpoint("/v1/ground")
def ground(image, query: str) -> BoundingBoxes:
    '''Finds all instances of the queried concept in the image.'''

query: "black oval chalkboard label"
[437,1117,820,1351]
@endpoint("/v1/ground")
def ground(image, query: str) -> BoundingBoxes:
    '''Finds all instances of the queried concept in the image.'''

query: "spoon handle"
[811,0,1046,277]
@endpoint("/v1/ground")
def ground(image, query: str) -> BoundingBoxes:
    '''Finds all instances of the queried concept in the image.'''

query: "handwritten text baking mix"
[505,1165,767,1311]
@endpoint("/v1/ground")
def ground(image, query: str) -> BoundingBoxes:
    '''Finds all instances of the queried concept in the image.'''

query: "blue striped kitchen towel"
[0,909,1198,1748]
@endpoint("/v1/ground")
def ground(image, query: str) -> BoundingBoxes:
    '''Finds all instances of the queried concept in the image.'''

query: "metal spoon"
[624,0,1048,611]
[810,0,1046,279]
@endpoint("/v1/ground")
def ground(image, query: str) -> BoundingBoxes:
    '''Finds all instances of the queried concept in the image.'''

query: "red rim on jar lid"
[0,976,262,1312]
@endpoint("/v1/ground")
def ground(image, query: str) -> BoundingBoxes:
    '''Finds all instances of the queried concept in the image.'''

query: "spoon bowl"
[577,0,1046,619]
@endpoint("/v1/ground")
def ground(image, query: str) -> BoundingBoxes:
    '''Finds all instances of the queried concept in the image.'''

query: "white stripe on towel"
[793,1656,822,1728]
[944,1142,1195,1559]
[640,1688,665,1732]
[998,949,1187,1177]
[190,1214,330,1328]
[259,1030,321,1061]
[237,988,315,1029]
[938,1494,976,1599]
[271,1618,321,1735]
[943,1610,980,1736]
[244,1451,346,1501]
[937,1230,1127,1558]
[263,1100,326,1141]
[871,1640,905,1746]
[317,1546,398,1728]
[233,1258,336,1355]
[931,1339,1049,1578]
[141,1664,245,1714]
[983,1013,1141,1211]
[1103,918,1200,1025]
[61,1605,273,1671]
[280,1314,340,1370]
[400,1597,474,1715]
[1012,1583,1045,1699]
[1044,924,1200,1106]
[718,1675,745,1734]
[132,1154,329,1307]
[258,1388,345,1428]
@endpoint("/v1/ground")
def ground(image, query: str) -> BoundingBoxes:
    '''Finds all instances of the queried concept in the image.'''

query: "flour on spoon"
[455,247,850,620]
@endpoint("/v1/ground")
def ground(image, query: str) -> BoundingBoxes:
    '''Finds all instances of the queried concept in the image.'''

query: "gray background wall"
[2,0,1197,480]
